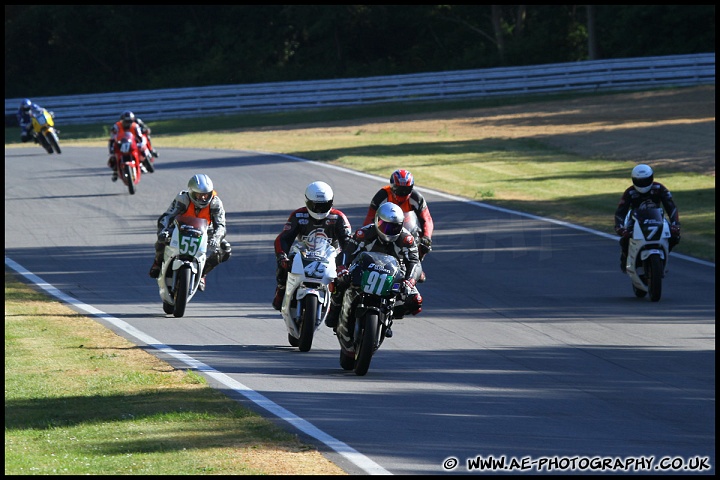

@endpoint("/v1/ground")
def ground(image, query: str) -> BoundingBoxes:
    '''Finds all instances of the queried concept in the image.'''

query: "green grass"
[4,272,346,475]
[11,90,711,261]
[4,89,714,474]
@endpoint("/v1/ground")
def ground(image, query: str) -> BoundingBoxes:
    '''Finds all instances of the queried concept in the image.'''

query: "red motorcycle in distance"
[113,132,144,195]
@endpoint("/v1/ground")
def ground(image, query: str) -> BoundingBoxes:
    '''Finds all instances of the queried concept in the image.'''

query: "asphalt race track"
[5,146,715,475]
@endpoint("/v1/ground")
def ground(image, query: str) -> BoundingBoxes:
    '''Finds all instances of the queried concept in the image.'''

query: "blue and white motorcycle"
[623,202,671,302]
[280,237,338,352]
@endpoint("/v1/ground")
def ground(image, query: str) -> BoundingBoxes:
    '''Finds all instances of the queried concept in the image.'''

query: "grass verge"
[4,271,347,475]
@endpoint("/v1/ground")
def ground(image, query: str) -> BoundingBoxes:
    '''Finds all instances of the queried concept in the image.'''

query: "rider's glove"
[670,223,681,238]
[419,236,432,255]
[208,237,220,253]
[336,264,349,278]
[403,278,416,294]
[277,253,290,271]
[617,227,631,239]
[158,229,170,243]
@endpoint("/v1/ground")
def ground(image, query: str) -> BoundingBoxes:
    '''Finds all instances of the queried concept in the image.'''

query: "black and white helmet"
[305,181,334,220]
[188,174,214,208]
[374,202,404,243]
[631,164,654,194]
[120,110,136,129]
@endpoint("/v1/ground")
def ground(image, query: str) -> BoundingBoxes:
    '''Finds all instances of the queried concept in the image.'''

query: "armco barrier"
[5,53,715,127]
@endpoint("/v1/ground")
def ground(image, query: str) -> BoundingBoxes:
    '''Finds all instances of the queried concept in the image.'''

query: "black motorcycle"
[335,251,405,376]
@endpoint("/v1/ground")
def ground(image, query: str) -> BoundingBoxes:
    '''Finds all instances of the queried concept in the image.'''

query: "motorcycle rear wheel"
[162,301,175,315]
[143,156,155,173]
[173,267,191,317]
[298,295,318,352]
[339,349,354,370]
[632,285,647,298]
[354,312,379,376]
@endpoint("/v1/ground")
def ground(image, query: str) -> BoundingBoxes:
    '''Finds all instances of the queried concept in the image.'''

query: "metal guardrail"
[5,53,715,127]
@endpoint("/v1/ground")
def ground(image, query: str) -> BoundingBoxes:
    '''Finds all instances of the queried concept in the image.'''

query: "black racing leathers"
[614,182,680,255]
[273,207,352,287]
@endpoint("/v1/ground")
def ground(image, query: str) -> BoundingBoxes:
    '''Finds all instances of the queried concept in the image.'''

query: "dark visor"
[633,176,653,188]
[192,191,212,203]
[392,185,413,196]
[308,200,332,214]
[377,219,403,237]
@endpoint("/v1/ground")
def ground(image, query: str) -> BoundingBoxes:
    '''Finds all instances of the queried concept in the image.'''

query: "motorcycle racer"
[614,164,681,273]
[107,111,154,181]
[326,202,423,336]
[363,169,434,281]
[272,181,352,310]
[148,174,231,292]
[16,98,52,144]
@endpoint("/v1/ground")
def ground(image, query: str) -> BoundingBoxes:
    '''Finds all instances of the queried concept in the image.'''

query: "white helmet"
[631,164,654,194]
[305,181,334,220]
[374,202,404,243]
[188,174,214,208]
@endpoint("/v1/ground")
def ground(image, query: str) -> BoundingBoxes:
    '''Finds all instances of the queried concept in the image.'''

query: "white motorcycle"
[281,237,338,352]
[157,215,209,317]
[623,202,671,302]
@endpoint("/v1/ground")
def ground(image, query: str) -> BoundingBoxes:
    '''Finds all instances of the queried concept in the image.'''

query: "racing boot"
[325,300,341,329]
[148,251,163,279]
[198,276,206,292]
[272,286,284,311]
[620,252,627,273]
[108,156,118,182]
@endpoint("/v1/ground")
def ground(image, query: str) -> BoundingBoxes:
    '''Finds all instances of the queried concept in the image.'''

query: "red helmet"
[390,169,414,200]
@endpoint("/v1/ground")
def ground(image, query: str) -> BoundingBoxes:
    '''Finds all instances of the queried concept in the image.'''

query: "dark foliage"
[4,5,715,98]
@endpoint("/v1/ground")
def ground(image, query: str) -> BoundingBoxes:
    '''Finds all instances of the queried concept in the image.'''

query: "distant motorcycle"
[623,201,671,302]
[335,251,405,376]
[31,107,61,154]
[281,237,338,352]
[403,210,430,281]
[112,132,144,195]
[157,215,209,317]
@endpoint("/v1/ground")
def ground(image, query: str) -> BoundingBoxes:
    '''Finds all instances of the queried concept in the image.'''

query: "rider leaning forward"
[614,164,680,273]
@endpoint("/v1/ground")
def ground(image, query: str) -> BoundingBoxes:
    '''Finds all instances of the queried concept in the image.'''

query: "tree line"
[4,5,715,99]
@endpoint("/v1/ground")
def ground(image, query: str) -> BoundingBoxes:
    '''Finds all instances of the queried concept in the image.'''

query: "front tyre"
[298,295,318,352]
[354,312,379,376]
[38,133,53,154]
[647,255,663,302]
[173,267,191,317]
[125,164,137,195]
[46,130,61,154]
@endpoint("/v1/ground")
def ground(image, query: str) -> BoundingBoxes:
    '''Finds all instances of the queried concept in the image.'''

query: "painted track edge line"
[4,255,392,476]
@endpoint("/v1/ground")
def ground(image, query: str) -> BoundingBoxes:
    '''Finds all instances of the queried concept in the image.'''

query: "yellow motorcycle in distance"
[31,108,61,154]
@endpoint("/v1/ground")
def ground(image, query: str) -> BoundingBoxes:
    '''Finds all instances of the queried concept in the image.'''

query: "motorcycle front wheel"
[38,133,53,154]
[298,295,318,352]
[646,255,663,302]
[125,164,137,195]
[172,267,192,317]
[354,312,379,376]
[46,130,61,154]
